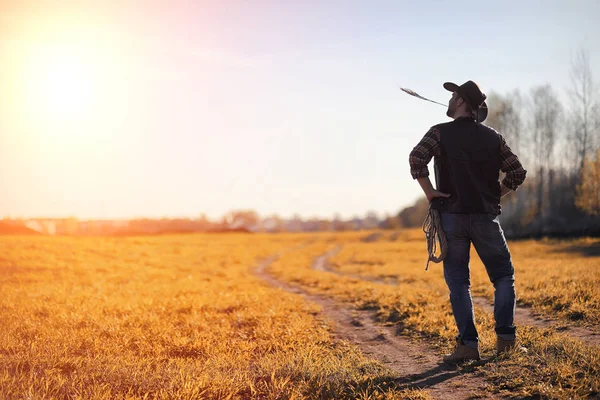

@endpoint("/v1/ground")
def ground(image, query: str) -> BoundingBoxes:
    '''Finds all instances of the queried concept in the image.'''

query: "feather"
[399,86,447,107]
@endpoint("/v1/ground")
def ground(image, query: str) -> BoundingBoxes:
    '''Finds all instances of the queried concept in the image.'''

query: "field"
[1,230,599,399]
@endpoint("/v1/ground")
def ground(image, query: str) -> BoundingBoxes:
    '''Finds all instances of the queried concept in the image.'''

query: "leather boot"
[443,342,481,363]
[497,337,517,355]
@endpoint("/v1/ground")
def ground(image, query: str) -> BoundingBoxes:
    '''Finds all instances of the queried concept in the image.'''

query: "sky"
[0,0,599,221]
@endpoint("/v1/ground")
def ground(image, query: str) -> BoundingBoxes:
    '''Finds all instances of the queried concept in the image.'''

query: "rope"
[422,206,448,271]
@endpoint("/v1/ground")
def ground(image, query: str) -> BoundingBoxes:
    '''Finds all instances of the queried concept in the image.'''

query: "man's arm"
[409,127,450,202]
[500,184,512,198]
[499,135,527,196]
[500,183,512,198]
[418,176,451,203]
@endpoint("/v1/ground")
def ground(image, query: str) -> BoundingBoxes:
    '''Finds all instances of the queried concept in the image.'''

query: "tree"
[529,84,562,219]
[568,48,599,174]
[397,197,429,228]
[486,91,531,232]
[486,90,524,156]
[575,149,600,215]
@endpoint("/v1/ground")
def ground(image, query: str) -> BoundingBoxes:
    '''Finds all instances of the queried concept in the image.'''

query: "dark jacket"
[433,118,502,214]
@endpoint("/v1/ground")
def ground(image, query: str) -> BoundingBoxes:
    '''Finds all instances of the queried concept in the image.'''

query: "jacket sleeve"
[499,135,527,190]
[409,127,440,179]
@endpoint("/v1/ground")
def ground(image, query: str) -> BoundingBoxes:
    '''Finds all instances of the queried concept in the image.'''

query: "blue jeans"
[441,212,516,349]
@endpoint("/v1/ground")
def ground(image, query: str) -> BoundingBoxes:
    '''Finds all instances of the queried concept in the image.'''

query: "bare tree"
[568,48,599,174]
[487,50,599,236]
[486,91,505,130]
[486,91,525,177]
[504,90,524,156]
[529,84,562,219]
[485,90,533,234]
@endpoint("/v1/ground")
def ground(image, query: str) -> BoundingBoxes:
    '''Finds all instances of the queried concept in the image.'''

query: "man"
[409,80,527,363]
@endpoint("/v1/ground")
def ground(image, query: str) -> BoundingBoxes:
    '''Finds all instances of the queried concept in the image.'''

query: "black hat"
[443,80,488,122]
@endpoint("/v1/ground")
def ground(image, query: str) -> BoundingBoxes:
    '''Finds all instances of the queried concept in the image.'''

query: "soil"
[254,253,505,400]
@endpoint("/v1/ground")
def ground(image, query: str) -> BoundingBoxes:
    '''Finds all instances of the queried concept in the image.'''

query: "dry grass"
[1,230,599,399]
[325,231,600,328]
[268,229,600,399]
[0,234,426,399]
[472,237,600,327]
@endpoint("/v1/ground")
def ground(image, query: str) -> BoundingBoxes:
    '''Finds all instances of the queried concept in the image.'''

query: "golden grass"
[324,231,600,328]
[0,234,428,399]
[2,230,599,399]
[268,229,600,399]
[472,237,600,327]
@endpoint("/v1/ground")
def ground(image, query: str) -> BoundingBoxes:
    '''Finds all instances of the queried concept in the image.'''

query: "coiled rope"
[422,206,448,271]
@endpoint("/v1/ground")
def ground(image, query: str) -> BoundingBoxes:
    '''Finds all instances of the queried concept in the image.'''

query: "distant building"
[25,219,56,235]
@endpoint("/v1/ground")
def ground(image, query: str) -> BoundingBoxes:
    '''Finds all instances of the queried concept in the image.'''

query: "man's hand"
[417,177,451,203]
[425,189,451,203]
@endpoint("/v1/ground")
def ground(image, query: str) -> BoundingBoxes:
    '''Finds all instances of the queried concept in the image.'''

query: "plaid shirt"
[409,125,527,191]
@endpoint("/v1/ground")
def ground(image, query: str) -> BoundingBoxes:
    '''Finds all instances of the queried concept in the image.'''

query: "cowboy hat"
[443,80,488,122]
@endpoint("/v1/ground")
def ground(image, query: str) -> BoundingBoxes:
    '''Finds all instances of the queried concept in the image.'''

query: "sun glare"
[11,21,129,151]
[24,42,100,120]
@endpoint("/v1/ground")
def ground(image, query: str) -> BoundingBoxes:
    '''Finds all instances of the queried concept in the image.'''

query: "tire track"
[254,253,504,400]
[315,245,600,346]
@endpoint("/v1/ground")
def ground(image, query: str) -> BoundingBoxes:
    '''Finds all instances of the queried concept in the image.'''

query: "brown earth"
[255,254,506,400]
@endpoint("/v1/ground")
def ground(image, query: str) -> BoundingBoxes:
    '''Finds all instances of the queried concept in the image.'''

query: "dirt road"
[254,253,504,400]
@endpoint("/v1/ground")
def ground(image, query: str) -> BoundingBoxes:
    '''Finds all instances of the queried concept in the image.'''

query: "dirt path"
[315,246,600,346]
[254,254,504,400]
